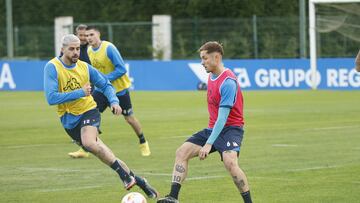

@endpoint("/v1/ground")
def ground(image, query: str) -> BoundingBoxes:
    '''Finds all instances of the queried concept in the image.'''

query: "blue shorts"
[186,126,244,157]
[64,108,101,148]
[92,90,133,116]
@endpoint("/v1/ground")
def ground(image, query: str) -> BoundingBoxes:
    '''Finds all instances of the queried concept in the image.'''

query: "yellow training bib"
[50,57,97,117]
[87,41,131,92]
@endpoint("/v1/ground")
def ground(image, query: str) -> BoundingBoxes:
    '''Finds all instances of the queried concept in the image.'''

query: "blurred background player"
[157,41,252,203]
[68,24,92,158]
[75,24,91,64]
[44,34,158,198]
[355,50,360,72]
[85,26,151,156]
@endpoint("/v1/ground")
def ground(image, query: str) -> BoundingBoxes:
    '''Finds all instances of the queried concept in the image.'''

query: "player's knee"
[175,146,189,160]
[175,147,183,158]
[82,140,97,152]
[223,157,238,172]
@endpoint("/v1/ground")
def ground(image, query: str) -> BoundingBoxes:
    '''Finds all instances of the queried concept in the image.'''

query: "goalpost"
[309,0,360,89]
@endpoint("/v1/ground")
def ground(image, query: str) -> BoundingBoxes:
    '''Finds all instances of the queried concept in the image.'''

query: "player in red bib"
[157,41,252,203]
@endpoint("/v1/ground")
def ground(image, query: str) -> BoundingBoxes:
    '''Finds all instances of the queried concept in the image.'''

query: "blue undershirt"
[44,57,119,129]
[206,74,238,145]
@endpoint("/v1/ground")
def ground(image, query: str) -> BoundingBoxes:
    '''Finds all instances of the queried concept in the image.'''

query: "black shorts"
[92,90,133,116]
[186,126,244,159]
[65,108,101,147]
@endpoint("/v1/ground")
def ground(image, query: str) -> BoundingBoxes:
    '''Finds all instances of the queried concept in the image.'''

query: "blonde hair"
[61,34,80,48]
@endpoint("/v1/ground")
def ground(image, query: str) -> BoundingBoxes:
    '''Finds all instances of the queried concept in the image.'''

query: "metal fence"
[0,26,54,59]
[0,28,7,57]
[172,17,301,59]
[1,17,358,60]
[69,22,154,60]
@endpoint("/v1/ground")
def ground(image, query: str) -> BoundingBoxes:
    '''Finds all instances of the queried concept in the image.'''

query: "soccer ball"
[121,192,147,203]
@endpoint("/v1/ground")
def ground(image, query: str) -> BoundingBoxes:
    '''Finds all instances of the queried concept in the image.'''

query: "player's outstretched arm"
[88,64,119,106]
[355,50,360,72]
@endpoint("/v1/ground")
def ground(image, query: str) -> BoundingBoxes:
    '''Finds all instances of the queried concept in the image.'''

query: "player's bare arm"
[355,50,360,72]
[199,143,212,160]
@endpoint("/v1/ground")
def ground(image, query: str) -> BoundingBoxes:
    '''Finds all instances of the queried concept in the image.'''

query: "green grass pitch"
[0,91,359,203]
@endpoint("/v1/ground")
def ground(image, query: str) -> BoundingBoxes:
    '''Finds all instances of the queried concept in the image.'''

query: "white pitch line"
[139,172,225,181]
[39,185,102,192]
[17,167,226,183]
[5,143,61,149]
[187,175,225,181]
[18,167,82,173]
[140,172,172,177]
[288,165,339,172]
[251,176,295,181]
[304,125,360,131]
[272,144,298,147]
[246,120,360,131]
[158,135,190,139]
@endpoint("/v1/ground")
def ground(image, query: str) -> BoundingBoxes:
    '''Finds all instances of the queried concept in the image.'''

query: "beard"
[71,58,79,63]
[71,55,79,63]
